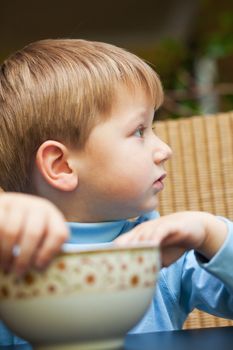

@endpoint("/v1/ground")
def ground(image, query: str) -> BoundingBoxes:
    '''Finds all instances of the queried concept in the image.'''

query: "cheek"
[112,152,152,184]
[87,144,152,190]
[106,165,151,199]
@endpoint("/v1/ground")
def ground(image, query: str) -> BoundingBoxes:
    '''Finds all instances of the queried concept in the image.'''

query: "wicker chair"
[155,111,233,329]
[1,112,233,328]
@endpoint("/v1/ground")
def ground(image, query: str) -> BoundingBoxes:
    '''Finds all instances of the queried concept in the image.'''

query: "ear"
[35,140,78,191]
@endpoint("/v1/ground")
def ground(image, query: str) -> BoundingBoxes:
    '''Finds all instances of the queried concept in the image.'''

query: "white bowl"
[0,243,160,350]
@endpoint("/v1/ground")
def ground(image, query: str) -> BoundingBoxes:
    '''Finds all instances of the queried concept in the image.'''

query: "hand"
[0,193,69,276]
[115,211,228,267]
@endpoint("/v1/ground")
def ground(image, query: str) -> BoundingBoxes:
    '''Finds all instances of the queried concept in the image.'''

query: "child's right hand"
[0,193,69,276]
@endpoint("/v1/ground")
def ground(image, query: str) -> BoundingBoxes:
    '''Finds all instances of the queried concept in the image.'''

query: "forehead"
[110,84,155,117]
[82,83,156,148]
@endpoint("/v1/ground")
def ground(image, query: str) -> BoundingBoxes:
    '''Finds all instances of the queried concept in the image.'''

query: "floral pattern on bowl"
[0,246,159,300]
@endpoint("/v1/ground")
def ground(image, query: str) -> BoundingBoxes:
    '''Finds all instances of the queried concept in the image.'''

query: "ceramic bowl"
[0,243,160,350]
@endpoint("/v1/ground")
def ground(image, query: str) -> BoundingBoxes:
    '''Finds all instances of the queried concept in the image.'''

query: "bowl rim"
[12,242,159,259]
[60,242,159,256]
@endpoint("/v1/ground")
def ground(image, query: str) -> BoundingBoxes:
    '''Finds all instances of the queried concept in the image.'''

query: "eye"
[134,126,145,138]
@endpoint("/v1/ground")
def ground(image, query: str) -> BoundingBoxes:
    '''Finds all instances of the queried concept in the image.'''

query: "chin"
[132,205,158,218]
[143,198,159,212]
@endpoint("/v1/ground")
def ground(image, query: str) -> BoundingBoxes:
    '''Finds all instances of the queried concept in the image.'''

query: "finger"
[0,205,8,267]
[34,211,69,269]
[115,224,149,244]
[115,231,136,244]
[0,206,26,271]
[115,225,157,245]
[161,246,186,267]
[148,223,179,246]
[129,229,156,243]
[12,210,47,276]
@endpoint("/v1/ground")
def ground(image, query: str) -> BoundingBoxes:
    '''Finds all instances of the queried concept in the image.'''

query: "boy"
[0,39,233,346]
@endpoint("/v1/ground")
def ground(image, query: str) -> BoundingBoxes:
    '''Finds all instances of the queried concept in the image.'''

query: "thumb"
[161,246,186,267]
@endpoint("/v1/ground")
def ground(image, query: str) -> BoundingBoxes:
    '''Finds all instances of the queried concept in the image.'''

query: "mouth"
[152,173,167,191]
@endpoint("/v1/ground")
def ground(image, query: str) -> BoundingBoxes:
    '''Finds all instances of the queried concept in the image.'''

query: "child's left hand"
[115,211,228,267]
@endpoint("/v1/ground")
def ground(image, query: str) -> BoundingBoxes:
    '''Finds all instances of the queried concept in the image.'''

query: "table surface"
[1,326,233,350]
[126,326,233,350]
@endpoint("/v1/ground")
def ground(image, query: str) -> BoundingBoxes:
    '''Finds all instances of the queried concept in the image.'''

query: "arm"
[116,211,233,320]
[178,224,233,318]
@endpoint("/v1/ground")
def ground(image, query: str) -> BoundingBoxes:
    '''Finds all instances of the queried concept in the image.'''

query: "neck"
[35,187,128,222]
[34,173,140,223]
[61,200,131,223]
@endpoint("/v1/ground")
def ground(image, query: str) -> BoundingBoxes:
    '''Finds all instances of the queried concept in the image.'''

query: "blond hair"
[0,39,163,192]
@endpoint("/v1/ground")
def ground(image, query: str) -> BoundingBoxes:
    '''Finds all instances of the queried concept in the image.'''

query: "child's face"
[73,86,172,221]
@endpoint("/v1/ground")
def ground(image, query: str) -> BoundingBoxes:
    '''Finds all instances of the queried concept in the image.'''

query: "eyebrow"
[128,109,154,126]
[120,113,153,136]
[124,113,146,129]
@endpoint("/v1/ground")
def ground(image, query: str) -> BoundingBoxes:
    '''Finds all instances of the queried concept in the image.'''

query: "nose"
[153,137,172,164]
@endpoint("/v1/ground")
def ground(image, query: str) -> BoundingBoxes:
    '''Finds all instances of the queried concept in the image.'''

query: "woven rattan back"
[155,111,233,329]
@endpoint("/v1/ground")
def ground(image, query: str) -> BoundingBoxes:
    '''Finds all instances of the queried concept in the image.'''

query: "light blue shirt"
[1,211,233,345]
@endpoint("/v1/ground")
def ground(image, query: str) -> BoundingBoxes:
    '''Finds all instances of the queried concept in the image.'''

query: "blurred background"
[1,0,233,120]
